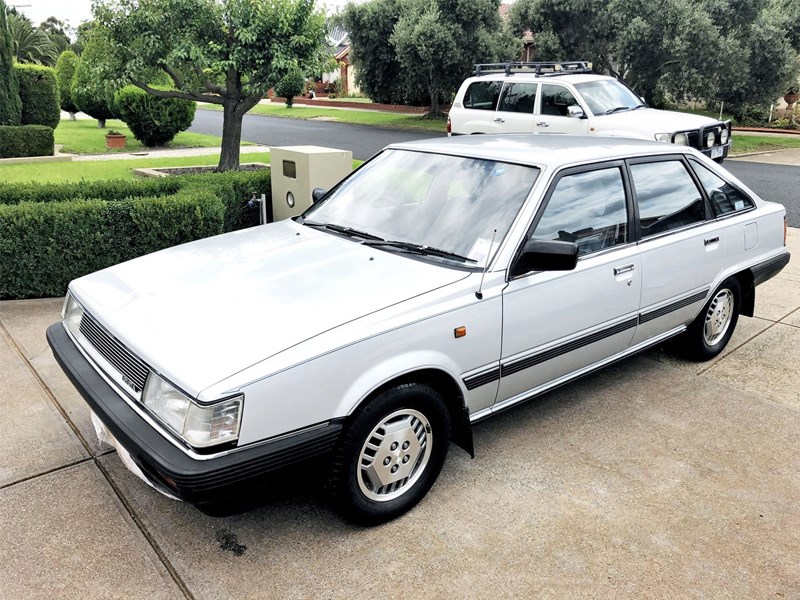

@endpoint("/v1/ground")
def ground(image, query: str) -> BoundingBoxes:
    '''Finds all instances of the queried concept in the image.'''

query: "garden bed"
[133,162,268,177]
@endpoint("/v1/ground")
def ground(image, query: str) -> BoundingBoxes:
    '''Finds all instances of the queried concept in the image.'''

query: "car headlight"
[720,129,729,144]
[143,372,243,447]
[673,133,690,145]
[654,133,670,143]
[62,292,84,338]
[706,132,716,148]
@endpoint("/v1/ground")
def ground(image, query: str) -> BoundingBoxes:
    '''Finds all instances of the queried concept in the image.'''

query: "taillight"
[447,115,451,135]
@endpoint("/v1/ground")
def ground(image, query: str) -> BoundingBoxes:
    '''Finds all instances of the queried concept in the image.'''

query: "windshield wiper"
[631,104,648,110]
[363,239,477,263]
[605,106,633,115]
[303,221,384,241]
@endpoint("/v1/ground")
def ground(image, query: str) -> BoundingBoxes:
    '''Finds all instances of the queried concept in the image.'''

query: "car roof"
[388,134,689,169]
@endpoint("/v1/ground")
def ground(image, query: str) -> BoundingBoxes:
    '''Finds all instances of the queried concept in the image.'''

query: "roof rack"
[473,61,593,77]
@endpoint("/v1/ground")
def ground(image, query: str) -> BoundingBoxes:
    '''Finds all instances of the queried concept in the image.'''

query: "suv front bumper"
[47,323,343,505]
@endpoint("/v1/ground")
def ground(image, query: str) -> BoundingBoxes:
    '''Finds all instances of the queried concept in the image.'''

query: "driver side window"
[531,167,628,256]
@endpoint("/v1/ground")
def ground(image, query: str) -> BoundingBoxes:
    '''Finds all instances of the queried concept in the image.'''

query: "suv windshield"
[303,149,539,265]
[574,79,645,116]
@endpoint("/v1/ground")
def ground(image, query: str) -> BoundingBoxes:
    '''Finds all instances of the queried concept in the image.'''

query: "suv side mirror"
[567,105,585,119]
[511,239,579,278]
[311,188,327,203]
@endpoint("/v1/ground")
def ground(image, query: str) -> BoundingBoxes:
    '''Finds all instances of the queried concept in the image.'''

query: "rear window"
[690,160,754,217]
[463,81,503,111]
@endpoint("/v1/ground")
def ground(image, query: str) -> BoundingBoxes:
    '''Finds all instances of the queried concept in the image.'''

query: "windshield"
[303,149,539,265]
[574,79,645,116]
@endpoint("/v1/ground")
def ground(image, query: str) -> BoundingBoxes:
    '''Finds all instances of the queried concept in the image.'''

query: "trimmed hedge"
[0,1,21,126]
[0,125,54,158]
[0,169,271,298]
[15,64,60,129]
[114,85,196,147]
[0,189,224,299]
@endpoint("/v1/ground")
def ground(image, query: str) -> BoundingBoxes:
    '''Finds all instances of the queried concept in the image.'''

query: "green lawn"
[199,102,447,133]
[0,152,271,184]
[55,118,233,155]
[730,133,800,155]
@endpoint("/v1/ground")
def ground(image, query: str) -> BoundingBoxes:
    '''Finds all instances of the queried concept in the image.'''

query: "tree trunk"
[426,85,443,118]
[69,112,76,121]
[219,100,243,171]
[97,119,106,128]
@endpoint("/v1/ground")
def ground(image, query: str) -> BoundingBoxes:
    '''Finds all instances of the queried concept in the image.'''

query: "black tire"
[327,383,450,525]
[680,276,741,361]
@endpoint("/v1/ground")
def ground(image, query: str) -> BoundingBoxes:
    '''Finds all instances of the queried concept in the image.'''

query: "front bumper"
[47,323,343,504]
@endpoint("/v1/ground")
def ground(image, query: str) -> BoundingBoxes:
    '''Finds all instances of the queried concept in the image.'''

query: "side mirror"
[311,188,327,203]
[567,105,585,119]
[510,239,579,278]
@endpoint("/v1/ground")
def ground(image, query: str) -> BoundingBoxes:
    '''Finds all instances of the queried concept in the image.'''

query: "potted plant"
[105,129,127,149]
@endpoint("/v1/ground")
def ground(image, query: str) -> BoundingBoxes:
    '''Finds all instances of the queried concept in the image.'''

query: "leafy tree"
[342,0,517,115]
[95,0,327,171]
[56,50,79,118]
[0,0,22,125]
[38,17,71,56]
[508,0,799,110]
[339,0,407,104]
[275,64,306,107]
[71,29,117,127]
[7,11,59,65]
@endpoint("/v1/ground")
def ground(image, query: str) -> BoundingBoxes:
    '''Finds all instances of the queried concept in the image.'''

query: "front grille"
[79,312,150,392]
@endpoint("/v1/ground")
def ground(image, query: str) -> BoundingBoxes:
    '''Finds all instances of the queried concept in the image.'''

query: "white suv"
[448,62,732,161]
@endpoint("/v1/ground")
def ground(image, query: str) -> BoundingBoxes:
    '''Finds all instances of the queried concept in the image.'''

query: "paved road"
[724,160,800,227]
[190,108,799,226]
[190,108,441,160]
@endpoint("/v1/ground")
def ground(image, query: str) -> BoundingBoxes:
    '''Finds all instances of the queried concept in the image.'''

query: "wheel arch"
[349,368,474,458]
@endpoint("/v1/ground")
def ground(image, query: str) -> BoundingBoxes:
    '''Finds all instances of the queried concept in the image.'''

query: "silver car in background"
[49,135,790,525]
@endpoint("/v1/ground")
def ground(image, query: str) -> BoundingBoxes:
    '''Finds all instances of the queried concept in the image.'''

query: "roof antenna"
[475,228,497,300]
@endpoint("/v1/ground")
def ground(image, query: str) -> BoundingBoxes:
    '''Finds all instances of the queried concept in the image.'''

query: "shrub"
[275,66,306,108]
[0,125,54,158]
[0,189,225,299]
[56,50,79,115]
[113,85,195,147]
[0,177,183,205]
[15,64,61,129]
[0,1,21,126]
[71,31,117,126]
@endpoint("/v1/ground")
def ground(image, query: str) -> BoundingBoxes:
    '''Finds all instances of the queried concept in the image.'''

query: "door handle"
[704,236,720,246]
[536,122,550,127]
[493,118,505,123]
[614,264,635,275]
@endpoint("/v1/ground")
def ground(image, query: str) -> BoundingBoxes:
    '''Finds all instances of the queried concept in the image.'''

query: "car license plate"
[711,146,723,159]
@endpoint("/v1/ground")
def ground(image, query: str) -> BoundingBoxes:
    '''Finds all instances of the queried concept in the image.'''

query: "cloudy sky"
[12,0,360,31]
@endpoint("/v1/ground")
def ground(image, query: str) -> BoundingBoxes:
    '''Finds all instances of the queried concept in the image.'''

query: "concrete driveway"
[1,231,799,599]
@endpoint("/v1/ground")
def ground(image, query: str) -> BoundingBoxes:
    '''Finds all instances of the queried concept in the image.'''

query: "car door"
[496,163,641,408]
[627,156,726,346]
[489,82,538,133]
[535,83,590,135]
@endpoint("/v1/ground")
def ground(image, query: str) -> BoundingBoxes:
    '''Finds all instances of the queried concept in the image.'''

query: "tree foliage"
[508,0,799,110]
[56,50,79,114]
[38,17,71,56]
[7,11,59,65]
[341,0,518,114]
[71,29,117,126]
[94,0,327,171]
[0,0,22,126]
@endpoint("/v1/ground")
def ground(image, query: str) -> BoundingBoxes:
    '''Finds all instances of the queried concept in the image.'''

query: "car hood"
[596,107,720,134]
[70,220,470,397]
